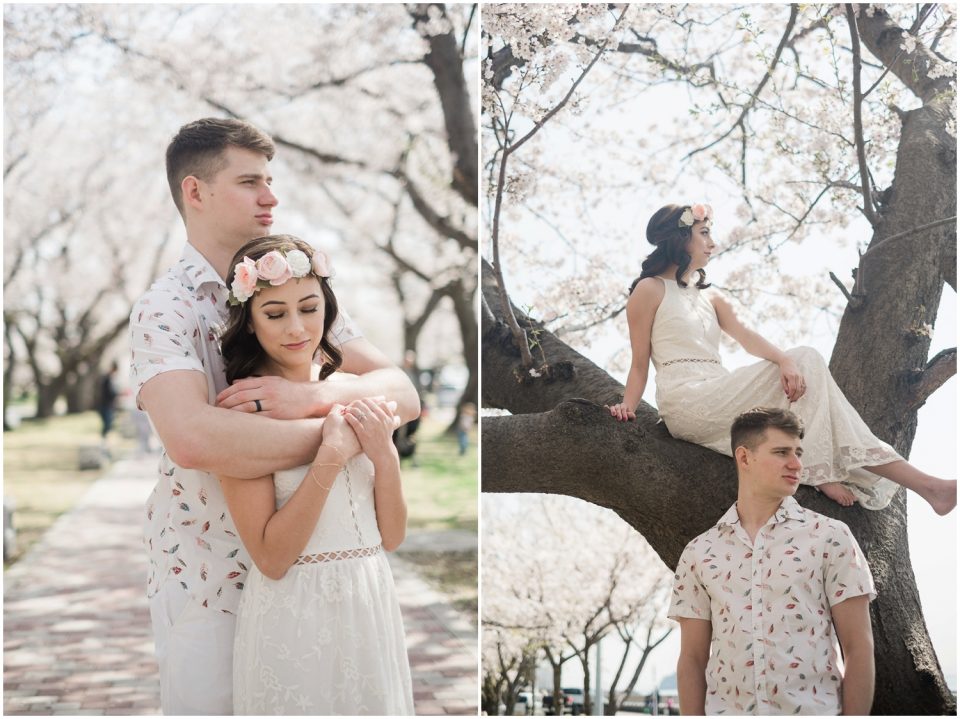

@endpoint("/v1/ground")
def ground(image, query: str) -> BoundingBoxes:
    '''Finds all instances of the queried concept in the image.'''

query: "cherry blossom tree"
[4,3,478,418]
[482,4,955,713]
[482,494,674,715]
[4,9,177,417]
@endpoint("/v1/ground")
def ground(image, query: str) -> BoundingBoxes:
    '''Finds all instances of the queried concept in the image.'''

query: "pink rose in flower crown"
[690,204,712,222]
[231,257,260,303]
[256,251,293,286]
[311,249,335,279]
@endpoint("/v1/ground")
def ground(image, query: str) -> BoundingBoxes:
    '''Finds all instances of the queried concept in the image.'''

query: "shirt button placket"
[751,532,766,713]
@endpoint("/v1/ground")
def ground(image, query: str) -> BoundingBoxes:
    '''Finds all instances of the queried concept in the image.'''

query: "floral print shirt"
[668,496,875,715]
[130,243,361,614]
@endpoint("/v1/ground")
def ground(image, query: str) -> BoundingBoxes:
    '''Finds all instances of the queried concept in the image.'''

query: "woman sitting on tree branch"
[606,203,956,515]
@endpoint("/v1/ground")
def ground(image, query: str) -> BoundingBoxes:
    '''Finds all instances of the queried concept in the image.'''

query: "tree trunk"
[3,316,16,431]
[35,377,66,419]
[408,3,478,207]
[550,661,562,716]
[823,10,957,714]
[481,671,501,716]
[480,257,954,713]
[64,360,98,414]
[579,646,592,716]
[448,279,478,433]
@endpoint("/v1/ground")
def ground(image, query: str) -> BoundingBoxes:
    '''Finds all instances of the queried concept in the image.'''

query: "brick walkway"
[3,455,477,715]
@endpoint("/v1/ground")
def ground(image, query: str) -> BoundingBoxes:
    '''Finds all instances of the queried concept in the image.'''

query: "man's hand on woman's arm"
[141,370,325,479]
[216,337,420,423]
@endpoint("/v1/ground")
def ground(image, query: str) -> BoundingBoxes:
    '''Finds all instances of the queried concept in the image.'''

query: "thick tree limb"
[482,260,623,412]
[905,347,957,412]
[856,7,956,105]
[408,3,478,205]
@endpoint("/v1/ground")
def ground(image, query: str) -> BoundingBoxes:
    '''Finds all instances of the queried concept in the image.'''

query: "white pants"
[148,580,235,715]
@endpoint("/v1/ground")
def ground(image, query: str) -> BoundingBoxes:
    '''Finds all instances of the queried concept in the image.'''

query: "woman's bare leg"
[865,460,957,515]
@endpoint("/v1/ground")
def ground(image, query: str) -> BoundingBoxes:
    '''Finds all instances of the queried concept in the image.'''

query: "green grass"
[3,411,136,568]
[394,415,478,619]
[399,416,478,532]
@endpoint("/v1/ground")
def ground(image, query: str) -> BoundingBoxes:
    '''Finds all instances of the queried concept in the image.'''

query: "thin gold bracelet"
[310,463,341,491]
[318,444,347,467]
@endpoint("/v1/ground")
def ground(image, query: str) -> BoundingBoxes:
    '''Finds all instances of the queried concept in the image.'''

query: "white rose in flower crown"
[285,250,311,277]
[256,251,293,286]
[679,208,695,227]
[311,250,335,279]
[231,257,259,303]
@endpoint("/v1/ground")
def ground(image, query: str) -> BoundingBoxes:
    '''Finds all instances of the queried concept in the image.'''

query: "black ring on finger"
[254,399,263,412]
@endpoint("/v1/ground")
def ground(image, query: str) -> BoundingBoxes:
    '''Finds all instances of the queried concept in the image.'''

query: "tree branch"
[845,5,879,226]
[859,216,957,259]
[829,270,860,308]
[685,4,798,161]
[408,3,479,205]
[490,12,624,369]
[392,167,478,251]
[856,6,956,105]
[905,347,956,411]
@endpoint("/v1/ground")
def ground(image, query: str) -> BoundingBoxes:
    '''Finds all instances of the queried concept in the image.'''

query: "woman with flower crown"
[216,234,414,714]
[606,204,956,514]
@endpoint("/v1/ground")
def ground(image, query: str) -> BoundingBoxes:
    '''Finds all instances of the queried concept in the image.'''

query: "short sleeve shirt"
[130,243,362,613]
[668,497,875,715]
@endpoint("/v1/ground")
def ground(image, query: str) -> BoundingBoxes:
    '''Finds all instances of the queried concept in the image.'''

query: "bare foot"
[923,478,957,516]
[817,482,857,507]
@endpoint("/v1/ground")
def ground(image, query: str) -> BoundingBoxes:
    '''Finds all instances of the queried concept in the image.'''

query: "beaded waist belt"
[660,358,721,367]
[294,544,381,565]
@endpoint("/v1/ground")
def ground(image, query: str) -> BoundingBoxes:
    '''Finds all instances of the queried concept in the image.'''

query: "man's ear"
[181,176,203,211]
[734,445,749,470]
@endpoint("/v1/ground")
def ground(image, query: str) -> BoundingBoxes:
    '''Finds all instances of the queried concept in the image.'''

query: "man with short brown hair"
[670,407,876,715]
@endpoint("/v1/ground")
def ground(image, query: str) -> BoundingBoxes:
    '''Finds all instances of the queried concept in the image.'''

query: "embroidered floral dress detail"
[668,497,875,715]
[130,243,362,613]
[232,456,414,715]
[649,279,900,510]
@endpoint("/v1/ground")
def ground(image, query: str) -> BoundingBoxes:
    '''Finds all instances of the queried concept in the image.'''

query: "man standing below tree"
[669,408,875,715]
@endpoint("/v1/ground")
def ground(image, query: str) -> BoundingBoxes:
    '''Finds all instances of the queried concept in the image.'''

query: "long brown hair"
[219,234,342,384]
[629,204,710,293]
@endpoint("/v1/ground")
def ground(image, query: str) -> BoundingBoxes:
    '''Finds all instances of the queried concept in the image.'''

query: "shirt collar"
[716,495,807,530]
[178,242,226,290]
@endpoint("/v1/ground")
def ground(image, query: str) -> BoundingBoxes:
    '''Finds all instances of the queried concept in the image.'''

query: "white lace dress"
[650,278,900,510]
[233,455,414,715]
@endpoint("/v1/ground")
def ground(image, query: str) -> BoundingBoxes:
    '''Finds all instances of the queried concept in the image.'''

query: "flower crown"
[679,204,713,228]
[228,248,334,306]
